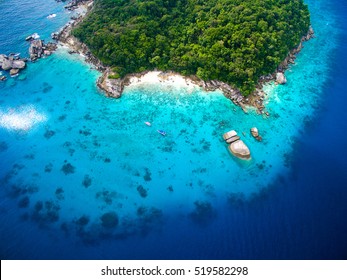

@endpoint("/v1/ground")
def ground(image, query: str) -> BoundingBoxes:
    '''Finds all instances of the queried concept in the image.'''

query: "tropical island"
[71,0,310,92]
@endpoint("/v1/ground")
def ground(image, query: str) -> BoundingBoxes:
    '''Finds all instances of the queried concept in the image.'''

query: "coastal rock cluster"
[97,70,123,98]
[55,0,90,11]
[197,78,245,107]
[52,1,104,71]
[245,26,315,114]
[1,32,60,81]
[29,40,57,61]
[0,54,26,79]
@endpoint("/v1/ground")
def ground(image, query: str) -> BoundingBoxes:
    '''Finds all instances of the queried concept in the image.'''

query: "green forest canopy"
[72,0,310,95]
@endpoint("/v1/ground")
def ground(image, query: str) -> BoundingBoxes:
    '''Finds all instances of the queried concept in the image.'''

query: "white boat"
[47,13,57,19]
[144,121,151,126]
[9,53,20,57]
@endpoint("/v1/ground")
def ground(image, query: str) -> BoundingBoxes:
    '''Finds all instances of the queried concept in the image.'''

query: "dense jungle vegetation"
[72,0,310,94]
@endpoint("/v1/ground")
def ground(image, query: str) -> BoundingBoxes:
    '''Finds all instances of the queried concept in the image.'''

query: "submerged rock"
[100,212,119,229]
[228,140,251,160]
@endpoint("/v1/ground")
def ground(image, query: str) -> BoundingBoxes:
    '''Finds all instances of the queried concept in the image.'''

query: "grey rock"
[228,140,251,160]
[97,70,124,98]
[10,68,19,76]
[44,50,52,56]
[0,54,7,66]
[223,130,237,141]
[250,127,259,138]
[276,72,287,84]
[11,60,26,69]
[1,58,12,70]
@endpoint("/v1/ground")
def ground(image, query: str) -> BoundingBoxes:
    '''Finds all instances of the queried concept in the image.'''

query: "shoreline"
[56,0,314,115]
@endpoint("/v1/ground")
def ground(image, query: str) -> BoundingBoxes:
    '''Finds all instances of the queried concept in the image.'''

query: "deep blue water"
[0,0,346,259]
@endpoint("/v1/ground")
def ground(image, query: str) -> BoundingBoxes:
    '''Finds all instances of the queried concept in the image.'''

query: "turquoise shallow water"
[1,0,346,259]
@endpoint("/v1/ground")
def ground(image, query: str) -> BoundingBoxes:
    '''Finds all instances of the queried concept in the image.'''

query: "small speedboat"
[157,130,166,136]
[144,121,151,126]
[9,53,20,57]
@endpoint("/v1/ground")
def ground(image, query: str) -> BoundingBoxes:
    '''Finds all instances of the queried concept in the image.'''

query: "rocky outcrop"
[0,54,27,75]
[223,130,238,141]
[1,57,12,70]
[250,127,262,141]
[29,40,57,61]
[246,26,316,114]
[11,60,26,69]
[228,140,251,160]
[200,79,245,107]
[223,130,251,160]
[53,1,103,72]
[64,0,90,11]
[97,70,123,98]
[276,72,287,84]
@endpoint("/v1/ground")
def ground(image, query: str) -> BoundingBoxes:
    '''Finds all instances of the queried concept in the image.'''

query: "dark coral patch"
[44,130,55,139]
[61,162,75,175]
[79,129,92,136]
[55,187,64,200]
[227,192,246,209]
[82,175,92,188]
[143,168,152,182]
[42,82,53,93]
[190,201,216,226]
[100,212,119,229]
[58,114,67,121]
[137,185,148,198]
[136,206,163,235]
[18,196,30,208]
[95,190,118,205]
[34,201,43,212]
[32,200,60,224]
[0,141,8,152]
[84,114,93,120]
[75,215,90,226]
[45,163,53,173]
